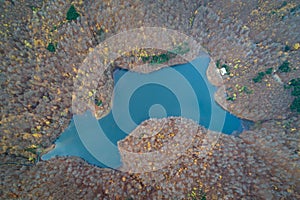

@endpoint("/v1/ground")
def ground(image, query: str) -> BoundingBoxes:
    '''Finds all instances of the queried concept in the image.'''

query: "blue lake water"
[42,55,245,169]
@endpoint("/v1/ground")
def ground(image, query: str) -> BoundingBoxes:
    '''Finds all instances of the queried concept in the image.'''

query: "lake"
[42,55,245,169]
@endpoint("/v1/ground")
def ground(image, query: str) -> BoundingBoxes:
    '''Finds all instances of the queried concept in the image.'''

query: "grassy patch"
[140,43,190,65]
[150,53,171,65]
[170,42,190,55]
[141,52,173,65]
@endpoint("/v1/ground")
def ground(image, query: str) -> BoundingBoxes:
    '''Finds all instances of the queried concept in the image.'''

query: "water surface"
[42,55,244,168]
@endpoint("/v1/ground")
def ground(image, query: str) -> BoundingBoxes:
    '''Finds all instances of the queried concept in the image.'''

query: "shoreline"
[1,1,299,199]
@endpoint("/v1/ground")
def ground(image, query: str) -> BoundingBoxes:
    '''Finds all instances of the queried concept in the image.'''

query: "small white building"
[272,73,283,84]
[219,67,227,76]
